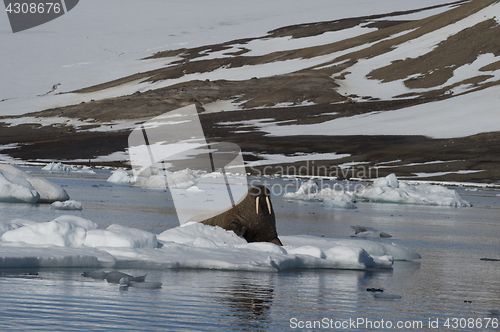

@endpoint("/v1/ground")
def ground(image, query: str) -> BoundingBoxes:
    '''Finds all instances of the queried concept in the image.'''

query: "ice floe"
[354,173,471,207]
[281,235,420,261]
[132,169,197,190]
[51,200,83,211]
[0,216,420,270]
[0,170,39,203]
[107,169,133,184]
[0,164,69,203]
[42,162,95,174]
[351,226,392,238]
[284,179,357,208]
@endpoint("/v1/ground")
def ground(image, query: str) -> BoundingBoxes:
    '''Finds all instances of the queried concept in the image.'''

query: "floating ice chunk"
[323,195,357,209]
[167,170,196,189]
[107,169,133,184]
[0,164,69,203]
[158,222,247,247]
[374,173,399,188]
[284,181,356,208]
[283,179,318,200]
[42,162,74,172]
[134,175,168,189]
[351,225,392,238]
[51,200,83,210]
[186,185,204,193]
[0,170,39,203]
[354,173,471,207]
[133,169,198,190]
[84,224,158,248]
[322,245,392,269]
[1,216,98,247]
[282,235,420,261]
[42,162,95,174]
[23,176,70,203]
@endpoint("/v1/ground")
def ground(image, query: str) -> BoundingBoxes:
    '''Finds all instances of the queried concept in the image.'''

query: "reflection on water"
[216,273,275,330]
[0,268,400,331]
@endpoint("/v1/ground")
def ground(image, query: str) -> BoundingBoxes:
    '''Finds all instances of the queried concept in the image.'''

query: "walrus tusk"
[266,197,271,214]
[256,197,259,214]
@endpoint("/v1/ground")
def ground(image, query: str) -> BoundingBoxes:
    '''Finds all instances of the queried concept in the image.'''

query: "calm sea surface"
[0,168,499,331]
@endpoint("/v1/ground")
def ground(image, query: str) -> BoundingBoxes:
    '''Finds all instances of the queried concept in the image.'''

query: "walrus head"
[227,185,283,246]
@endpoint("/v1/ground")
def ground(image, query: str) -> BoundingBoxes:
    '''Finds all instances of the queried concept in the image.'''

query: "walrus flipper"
[227,220,246,238]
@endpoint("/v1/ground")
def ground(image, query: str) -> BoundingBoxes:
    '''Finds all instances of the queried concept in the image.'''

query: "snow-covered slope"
[0,0,456,103]
[2,0,499,135]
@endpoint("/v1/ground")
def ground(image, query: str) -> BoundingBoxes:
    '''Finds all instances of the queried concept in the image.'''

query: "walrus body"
[189,185,282,245]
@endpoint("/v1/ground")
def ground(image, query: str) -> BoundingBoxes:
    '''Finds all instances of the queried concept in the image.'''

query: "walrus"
[189,185,283,246]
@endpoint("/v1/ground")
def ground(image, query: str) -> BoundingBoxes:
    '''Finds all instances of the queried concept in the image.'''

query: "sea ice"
[351,226,392,238]
[107,169,133,184]
[0,217,422,270]
[132,169,197,190]
[42,162,95,174]
[51,200,83,210]
[354,173,471,207]
[283,179,318,200]
[0,170,39,203]
[281,235,420,261]
[284,180,357,208]
[0,164,69,203]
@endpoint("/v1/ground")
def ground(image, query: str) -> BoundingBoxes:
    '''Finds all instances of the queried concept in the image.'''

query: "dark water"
[0,170,499,331]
